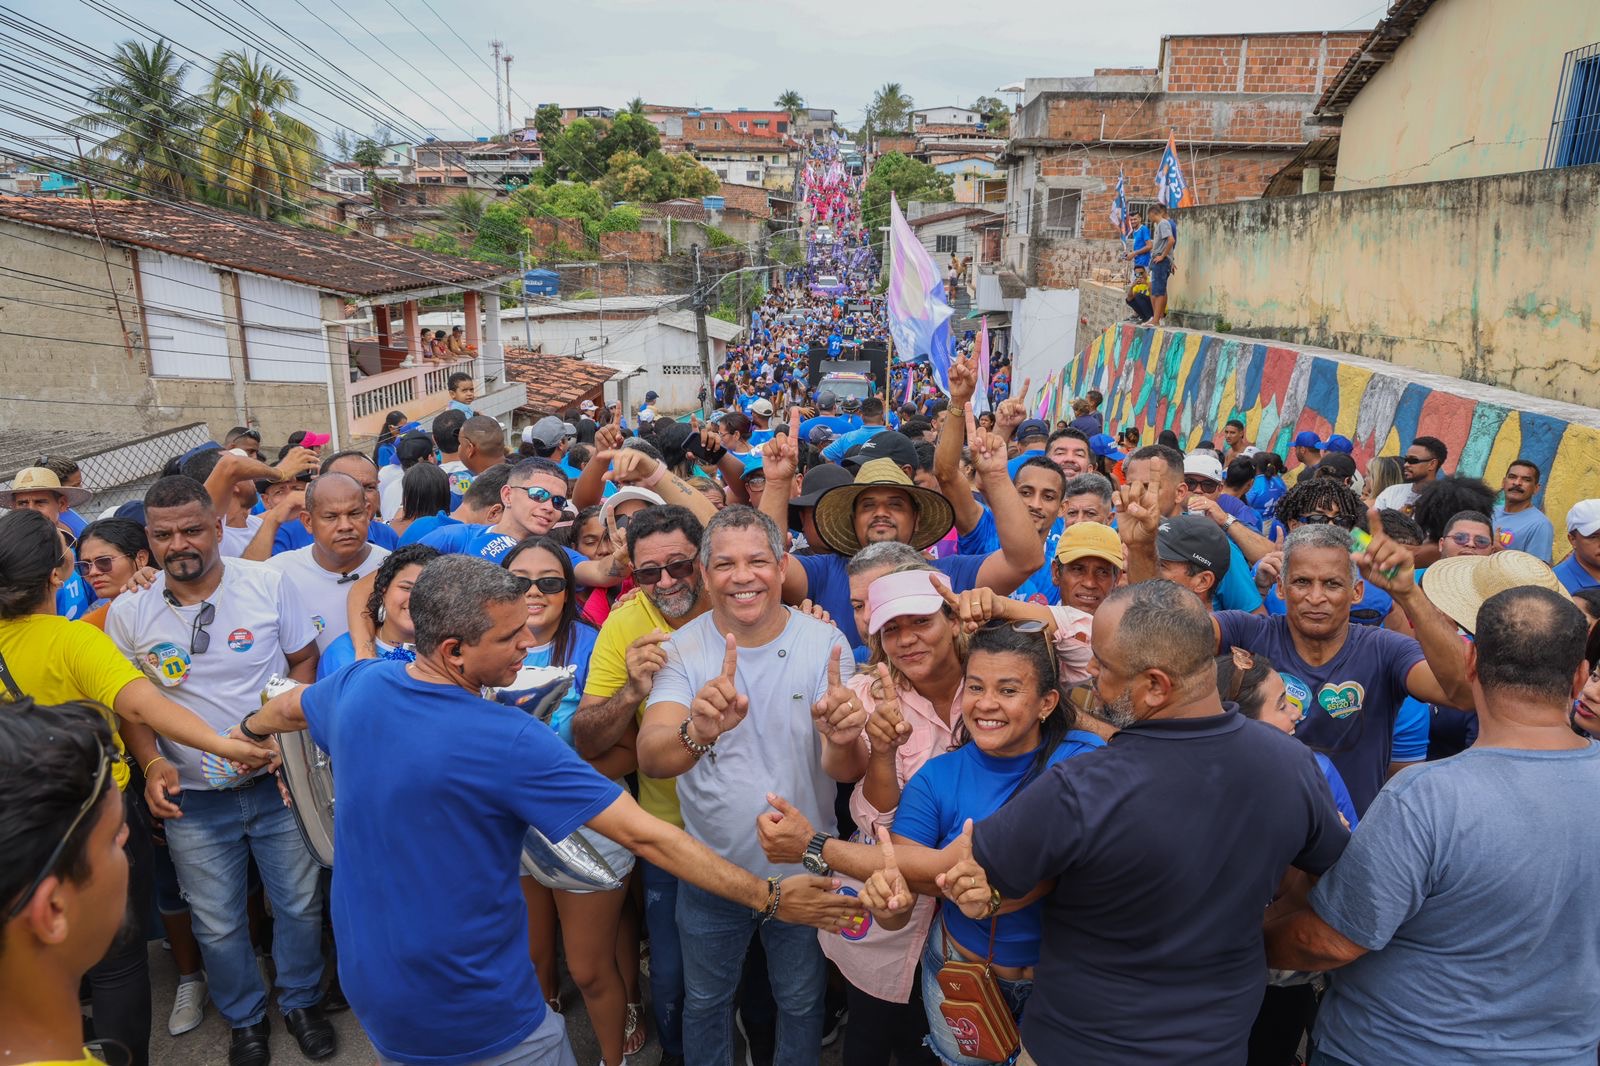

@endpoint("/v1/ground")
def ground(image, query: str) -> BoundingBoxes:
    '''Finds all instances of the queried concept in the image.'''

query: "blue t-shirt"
[1215,493,1262,532]
[1217,611,1426,815]
[1005,447,1048,480]
[798,414,860,439]
[1554,553,1599,594]
[1247,475,1287,520]
[827,334,843,356]
[1314,753,1359,829]
[317,634,415,680]
[796,550,985,651]
[377,443,398,469]
[822,424,887,462]
[399,512,458,546]
[301,660,620,1065]
[894,731,1106,967]
[462,529,585,572]
[419,521,486,555]
[274,520,399,555]
[749,429,775,447]
[1492,505,1554,562]
[957,508,1059,605]
[60,508,87,537]
[1213,541,1264,614]
[522,623,599,745]
[56,570,91,621]
[447,399,475,416]
[1311,744,1600,1066]
[1128,224,1152,267]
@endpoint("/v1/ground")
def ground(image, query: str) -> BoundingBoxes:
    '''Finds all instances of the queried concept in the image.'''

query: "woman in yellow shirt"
[0,700,128,1066]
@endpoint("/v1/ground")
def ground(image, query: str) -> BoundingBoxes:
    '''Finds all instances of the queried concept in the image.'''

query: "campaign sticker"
[227,628,254,652]
[1281,673,1311,720]
[835,884,871,941]
[144,641,191,687]
[311,614,326,633]
[1317,681,1365,719]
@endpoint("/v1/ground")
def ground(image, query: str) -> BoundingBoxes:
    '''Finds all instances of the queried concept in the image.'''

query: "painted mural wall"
[1039,323,1600,558]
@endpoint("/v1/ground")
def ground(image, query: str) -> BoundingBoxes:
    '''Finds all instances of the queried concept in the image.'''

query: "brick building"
[998,30,1366,289]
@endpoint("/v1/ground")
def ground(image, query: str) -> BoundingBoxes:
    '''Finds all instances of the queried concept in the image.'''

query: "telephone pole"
[503,53,516,134]
[693,244,712,418]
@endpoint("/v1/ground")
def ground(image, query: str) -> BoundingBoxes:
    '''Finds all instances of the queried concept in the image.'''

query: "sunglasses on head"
[525,575,568,595]
[977,618,1059,686]
[632,558,696,586]
[1448,532,1493,549]
[1297,512,1358,529]
[6,737,111,920]
[521,487,568,510]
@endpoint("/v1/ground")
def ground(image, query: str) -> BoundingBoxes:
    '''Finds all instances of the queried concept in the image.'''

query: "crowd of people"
[5,136,1600,1066]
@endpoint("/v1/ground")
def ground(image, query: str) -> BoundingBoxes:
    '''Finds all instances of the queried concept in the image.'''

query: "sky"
[12,0,1385,149]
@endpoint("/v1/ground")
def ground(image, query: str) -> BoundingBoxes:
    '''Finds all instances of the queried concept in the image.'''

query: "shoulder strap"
[0,646,25,701]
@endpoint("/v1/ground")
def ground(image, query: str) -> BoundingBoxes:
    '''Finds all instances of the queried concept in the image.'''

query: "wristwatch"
[802,833,832,876]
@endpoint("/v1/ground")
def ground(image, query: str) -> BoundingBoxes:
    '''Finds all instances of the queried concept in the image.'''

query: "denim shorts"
[1150,258,1173,296]
[918,918,1033,1066]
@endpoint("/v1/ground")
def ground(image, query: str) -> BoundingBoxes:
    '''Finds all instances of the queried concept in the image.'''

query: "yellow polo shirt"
[584,593,683,828]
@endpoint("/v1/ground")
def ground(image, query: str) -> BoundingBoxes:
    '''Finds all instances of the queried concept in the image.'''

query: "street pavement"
[146,939,849,1065]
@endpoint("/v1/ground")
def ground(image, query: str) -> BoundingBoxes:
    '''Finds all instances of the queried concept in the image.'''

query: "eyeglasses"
[1448,532,1494,549]
[75,554,125,577]
[521,487,568,510]
[525,575,568,595]
[632,558,696,586]
[1401,454,1433,466]
[1296,512,1358,530]
[163,591,215,655]
[6,738,111,920]
[1183,477,1219,493]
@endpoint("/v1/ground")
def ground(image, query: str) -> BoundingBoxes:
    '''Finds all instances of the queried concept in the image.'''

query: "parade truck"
[806,342,888,401]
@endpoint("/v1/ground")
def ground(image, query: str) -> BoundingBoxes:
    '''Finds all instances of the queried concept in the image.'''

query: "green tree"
[625,97,647,116]
[775,90,805,124]
[598,112,660,163]
[533,103,564,144]
[441,190,488,236]
[351,138,385,169]
[598,205,642,233]
[597,149,719,204]
[869,83,913,134]
[861,152,953,243]
[471,201,532,264]
[74,39,201,199]
[411,232,463,257]
[200,49,318,217]
[972,95,1010,136]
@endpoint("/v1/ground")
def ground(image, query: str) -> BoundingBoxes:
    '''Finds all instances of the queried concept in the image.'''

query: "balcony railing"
[346,356,476,437]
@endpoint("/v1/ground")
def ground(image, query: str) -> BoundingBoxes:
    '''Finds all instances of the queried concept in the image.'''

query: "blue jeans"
[163,782,324,1027]
[638,859,684,1056]
[919,920,1032,1066]
[676,882,825,1066]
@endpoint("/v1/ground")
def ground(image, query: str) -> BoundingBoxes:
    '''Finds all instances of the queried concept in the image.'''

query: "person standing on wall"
[1148,204,1176,327]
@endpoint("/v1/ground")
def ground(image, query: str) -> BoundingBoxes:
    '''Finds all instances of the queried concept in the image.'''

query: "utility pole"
[490,40,504,137]
[518,249,531,349]
[693,244,712,418]
[503,53,515,135]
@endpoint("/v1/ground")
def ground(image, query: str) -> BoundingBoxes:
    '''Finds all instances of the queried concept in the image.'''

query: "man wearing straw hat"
[756,407,1044,650]
[0,467,95,619]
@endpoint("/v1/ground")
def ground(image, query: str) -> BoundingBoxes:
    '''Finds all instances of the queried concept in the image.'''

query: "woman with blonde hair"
[1364,455,1404,505]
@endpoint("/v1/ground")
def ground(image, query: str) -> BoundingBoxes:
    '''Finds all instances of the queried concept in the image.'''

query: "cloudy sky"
[15,0,1383,145]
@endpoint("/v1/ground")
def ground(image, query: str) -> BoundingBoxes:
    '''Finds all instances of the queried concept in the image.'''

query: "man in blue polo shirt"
[1555,500,1600,593]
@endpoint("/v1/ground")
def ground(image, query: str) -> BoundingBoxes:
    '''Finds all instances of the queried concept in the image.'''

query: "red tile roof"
[502,351,618,416]
[0,195,512,298]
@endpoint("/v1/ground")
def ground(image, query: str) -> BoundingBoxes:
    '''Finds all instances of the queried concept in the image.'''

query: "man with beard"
[1045,428,1094,477]
[952,580,1349,1064]
[106,476,331,1066]
[569,505,711,1066]
[182,444,321,558]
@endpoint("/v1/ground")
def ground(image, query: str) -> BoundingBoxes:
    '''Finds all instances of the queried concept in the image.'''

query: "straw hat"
[1420,551,1570,634]
[0,467,92,508]
[813,458,954,555]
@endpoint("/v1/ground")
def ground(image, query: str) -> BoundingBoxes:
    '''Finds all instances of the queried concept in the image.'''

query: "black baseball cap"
[1313,452,1358,482]
[844,431,916,471]
[1016,419,1050,443]
[396,431,435,466]
[1156,514,1231,580]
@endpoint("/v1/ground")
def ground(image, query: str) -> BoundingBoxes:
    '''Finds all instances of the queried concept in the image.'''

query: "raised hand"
[948,346,978,405]
[1352,506,1411,592]
[935,819,996,921]
[1255,527,1287,591]
[688,633,748,747]
[860,833,914,923]
[594,423,624,453]
[966,403,1009,480]
[757,792,816,865]
[798,598,834,626]
[603,507,630,565]
[940,581,1002,635]
[811,646,867,746]
[1186,492,1227,526]
[763,407,802,482]
[1115,479,1162,548]
[608,447,660,486]
[271,446,321,483]
[623,628,670,697]
[863,662,911,755]
[776,875,869,932]
[994,378,1030,436]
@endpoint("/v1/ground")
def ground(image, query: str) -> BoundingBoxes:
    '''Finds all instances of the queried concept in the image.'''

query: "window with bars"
[1039,188,1081,237]
[935,234,958,253]
[1547,42,1600,168]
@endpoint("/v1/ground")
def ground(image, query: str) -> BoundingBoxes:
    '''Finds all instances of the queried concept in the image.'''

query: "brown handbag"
[935,914,1021,1064]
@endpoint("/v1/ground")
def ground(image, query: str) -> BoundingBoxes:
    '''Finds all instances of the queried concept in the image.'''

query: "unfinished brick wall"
[1043,93,1323,143]
[599,231,666,261]
[1031,238,1128,291]
[1162,32,1365,94]
[529,217,588,253]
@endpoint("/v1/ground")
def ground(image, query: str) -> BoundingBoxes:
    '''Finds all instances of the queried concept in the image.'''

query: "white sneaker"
[168,975,207,1036]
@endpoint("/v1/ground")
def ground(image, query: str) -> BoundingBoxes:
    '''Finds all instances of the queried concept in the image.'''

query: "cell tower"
[490,39,505,136]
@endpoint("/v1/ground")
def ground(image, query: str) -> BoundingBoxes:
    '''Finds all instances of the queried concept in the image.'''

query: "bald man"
[265,472,390,652]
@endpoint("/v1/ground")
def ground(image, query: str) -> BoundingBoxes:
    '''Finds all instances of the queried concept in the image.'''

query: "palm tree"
[775,90,805,124]
[870,83,913,133]
[73,39,202,200]
[441,190,487,239]
[626,96,647,116]
[200,50,318,218]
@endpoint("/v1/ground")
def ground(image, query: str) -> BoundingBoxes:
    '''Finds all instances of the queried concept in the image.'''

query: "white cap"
[1183,451,1224,483]
[750,398,774,417]
[1568,499,1600,536]
[603,486,667,517]
[579,399,597,412]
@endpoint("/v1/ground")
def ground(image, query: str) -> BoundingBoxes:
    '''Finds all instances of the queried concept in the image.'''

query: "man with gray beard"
[952,581,1349,1064]
[570,505,711,1066]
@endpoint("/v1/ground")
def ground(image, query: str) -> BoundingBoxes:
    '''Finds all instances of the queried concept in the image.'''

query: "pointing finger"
[721,632,739,680]
[879,832,899,876]
[826,644,842,689]
[765,792,803,819]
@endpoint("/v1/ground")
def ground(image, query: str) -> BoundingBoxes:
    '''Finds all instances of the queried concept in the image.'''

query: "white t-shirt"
[265,544,390,652]
[220,513,263,558]
[1374,483,1420,515]
[440,461,474,498]
[106,560,320,790]
[378,464,404,519]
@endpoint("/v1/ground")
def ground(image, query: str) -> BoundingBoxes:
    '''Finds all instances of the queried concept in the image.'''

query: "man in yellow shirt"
[571,504,711,1066]
[0,700,128,1066]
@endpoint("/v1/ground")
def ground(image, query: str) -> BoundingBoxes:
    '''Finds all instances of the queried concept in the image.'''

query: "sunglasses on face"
[1183,478,1219,493]
[525,576,568,595]
[1296,512,1358,530]
[1401,454,1432,465]
[1448,532,1494,549]
[632,558,696,586]
[75,554,125,577]
[521,487,568,510]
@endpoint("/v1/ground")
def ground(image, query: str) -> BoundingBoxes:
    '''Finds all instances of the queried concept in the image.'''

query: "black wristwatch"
[802,833,832,876]
[237,713,269,742]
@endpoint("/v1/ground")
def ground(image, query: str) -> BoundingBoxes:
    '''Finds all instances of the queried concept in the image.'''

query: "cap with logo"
[1156,514,1231,580]
[1319,434,1354,454]
[844,430,916,471]
[1088,433,1125,461]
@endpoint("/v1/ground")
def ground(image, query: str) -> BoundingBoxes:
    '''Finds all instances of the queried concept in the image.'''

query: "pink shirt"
[819,672,960,1003]
[1048,604,1095,686]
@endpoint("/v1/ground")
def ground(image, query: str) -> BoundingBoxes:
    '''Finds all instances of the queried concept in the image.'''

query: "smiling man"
[637,506,857,1066]
[1052,522,1125,616]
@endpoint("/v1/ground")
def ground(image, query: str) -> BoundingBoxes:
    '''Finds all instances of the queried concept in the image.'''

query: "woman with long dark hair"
[372,410,407,468]
[319,545,437,678]
[75,518,151,629]
[501,538,644,1064]
[391,464,451,539]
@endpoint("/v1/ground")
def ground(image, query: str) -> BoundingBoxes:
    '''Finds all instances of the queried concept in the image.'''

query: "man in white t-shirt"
[107,475,333,1066]
[266,472,389,652]
[1375,435,1447,516]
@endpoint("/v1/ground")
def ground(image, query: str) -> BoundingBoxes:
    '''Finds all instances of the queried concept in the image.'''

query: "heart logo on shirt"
[1317,682,1365,719]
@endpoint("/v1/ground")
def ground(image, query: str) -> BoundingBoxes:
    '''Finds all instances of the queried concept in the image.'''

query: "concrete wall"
[1334,0,1600,189]
[1051,322,1600,558]
[1170,164,1600,405]
[1078,278,1128,343]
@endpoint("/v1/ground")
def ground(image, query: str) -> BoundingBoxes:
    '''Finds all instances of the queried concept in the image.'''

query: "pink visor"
[300,432,332,448]
[866,569,952,636]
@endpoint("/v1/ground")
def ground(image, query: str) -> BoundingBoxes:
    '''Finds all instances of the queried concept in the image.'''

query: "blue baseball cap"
[1016,419,1050,443]
[1292,430,1321,449]
[1319,434,1353,454]
[1088,433,1125,461]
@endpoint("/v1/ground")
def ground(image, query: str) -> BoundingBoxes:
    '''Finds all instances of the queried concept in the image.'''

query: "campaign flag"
[1155,131,1195,209]
[971,317,992,415]
[1110,170,1131,236]
[886,192,955,394]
